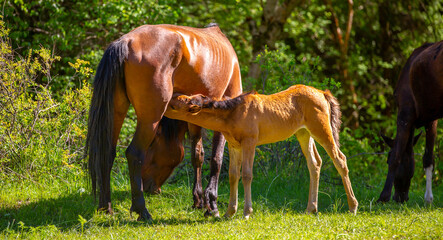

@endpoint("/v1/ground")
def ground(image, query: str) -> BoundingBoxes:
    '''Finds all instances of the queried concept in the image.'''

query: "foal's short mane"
[202,91,256,110]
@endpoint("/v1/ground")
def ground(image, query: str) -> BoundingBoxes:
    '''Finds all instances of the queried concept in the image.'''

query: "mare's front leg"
[204,131,226,217]
[188,124,205,209]
[241,139,256,219]
[224,146,242,218]
[424,120,437,204]
[295,130,322,213]
[124,61,173,221]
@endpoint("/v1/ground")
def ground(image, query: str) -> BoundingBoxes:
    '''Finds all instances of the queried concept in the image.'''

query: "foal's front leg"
[225,146,242,218]
[241,142,256,219]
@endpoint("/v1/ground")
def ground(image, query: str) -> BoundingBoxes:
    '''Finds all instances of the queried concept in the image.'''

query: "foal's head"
[381,132,422,202]
[168,93,212,114]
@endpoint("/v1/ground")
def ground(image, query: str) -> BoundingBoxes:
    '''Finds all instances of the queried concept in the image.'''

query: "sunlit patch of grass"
[1,168,442,239]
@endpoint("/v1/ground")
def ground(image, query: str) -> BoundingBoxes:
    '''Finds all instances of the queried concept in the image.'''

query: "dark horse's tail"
[85,39,128,199]
[324,90,342,148]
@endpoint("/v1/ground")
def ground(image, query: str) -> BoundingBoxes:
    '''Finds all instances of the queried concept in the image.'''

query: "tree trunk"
[246,0,302,90]
[323,0,358,128]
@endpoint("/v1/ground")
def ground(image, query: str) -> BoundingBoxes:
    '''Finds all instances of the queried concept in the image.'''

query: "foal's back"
[247,85,331,145]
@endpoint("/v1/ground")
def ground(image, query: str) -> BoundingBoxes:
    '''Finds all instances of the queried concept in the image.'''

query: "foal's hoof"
[243,207,253,219]
[349,207,358,215]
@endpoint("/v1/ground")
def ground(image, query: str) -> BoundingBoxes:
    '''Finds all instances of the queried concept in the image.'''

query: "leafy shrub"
[252,44,341,95]
[0,17,91,180]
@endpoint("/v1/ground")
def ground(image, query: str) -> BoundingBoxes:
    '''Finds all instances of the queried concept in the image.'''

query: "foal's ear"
[413,131,423,146]
[380,133,394,148]
[188,104,202,114]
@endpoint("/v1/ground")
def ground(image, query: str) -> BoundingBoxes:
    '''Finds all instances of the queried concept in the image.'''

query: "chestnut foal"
[165,85,358,218]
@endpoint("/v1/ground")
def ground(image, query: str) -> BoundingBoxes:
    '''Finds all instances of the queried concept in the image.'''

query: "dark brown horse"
[86,24,242,221]
[378,41,443,203]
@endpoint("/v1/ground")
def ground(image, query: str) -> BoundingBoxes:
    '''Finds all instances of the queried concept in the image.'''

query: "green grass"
[1,164,442,239]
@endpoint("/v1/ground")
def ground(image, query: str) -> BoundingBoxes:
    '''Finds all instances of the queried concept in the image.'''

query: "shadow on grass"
[1,173,441,233]
[0,187,232,232]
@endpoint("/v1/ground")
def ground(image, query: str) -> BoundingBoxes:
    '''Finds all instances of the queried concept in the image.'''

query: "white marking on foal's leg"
[424,165,433,204]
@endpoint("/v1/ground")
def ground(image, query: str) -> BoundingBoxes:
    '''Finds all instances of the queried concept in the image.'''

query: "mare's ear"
[380,133,394,148]
[188,105,202,114]
[413,131,423,146]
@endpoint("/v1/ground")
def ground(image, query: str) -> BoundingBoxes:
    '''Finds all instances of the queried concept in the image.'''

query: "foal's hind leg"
[188,124,205,209]
[296,129,323,213]
[307,118,358,214]
[424,120,437,204]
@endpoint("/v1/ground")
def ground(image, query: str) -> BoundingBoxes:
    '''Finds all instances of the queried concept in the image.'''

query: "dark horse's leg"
[204,131,226,217]
[188,124,205,209]
[378,112,415,202]
[424,120,437,203]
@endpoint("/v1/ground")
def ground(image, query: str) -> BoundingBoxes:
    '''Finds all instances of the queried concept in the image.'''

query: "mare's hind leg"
[99,73,130,214]
[204,131,226,217]
[306,117,358,214]
[188,124,205,209]
[424,120,437,204]
[295,129,323,213]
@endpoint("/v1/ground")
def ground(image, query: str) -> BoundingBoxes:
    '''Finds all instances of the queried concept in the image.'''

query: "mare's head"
[141,117,187,194]
[381,132,422,202]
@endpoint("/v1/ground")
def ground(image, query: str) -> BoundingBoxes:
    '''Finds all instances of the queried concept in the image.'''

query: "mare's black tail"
[85,39,128,200]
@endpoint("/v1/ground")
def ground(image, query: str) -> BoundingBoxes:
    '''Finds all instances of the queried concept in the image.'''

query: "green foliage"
[254,44,341,95]
[0,19,91,180]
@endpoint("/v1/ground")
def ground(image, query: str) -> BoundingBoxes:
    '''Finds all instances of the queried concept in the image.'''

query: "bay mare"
[86,24,242,221]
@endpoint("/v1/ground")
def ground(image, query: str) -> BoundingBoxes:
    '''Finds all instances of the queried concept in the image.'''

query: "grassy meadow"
[1,147,442,239]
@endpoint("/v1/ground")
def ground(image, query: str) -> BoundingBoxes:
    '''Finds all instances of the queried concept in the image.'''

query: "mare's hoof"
[204,209,220,218]
[137,210,152,222]
[130,206,152,222]
[192,201,204,209]
[98,202,114,215]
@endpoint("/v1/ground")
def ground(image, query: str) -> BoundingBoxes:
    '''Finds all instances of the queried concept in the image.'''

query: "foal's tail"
[324,90,342,148]
[85,39,128,198]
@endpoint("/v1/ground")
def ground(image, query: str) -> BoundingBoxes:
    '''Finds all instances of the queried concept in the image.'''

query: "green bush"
[0,17,91,181]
